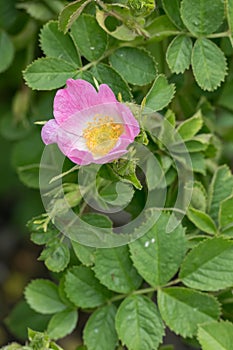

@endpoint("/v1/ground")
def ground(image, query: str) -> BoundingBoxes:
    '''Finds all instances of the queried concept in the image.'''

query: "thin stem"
[187,234,209,240]
[109,294,129,303]
[221,297,233,304]
[79,200,88,215]
[109,287,156,303]
[206,31,230,38]
[181,31,230,39]
[109,279,181,304]
[78,47,117,72]
[228,35,233,48]
[132,287,156,295]
[163,278,181,287]
[96,0,125,22]
[49,165,79,184]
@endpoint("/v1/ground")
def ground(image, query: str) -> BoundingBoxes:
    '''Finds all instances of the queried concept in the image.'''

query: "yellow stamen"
[83,116,124,156]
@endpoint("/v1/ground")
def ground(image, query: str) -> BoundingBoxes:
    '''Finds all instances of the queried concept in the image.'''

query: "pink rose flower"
[41,79,140,165]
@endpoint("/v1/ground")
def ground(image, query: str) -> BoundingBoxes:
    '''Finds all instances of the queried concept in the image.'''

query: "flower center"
[83,116,124,156]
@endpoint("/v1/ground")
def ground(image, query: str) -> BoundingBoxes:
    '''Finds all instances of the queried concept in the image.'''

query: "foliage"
[1,0,233,349]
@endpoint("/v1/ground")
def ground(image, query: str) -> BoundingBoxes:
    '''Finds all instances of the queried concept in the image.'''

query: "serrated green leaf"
[180,0,224,36]
[158,287,220,338]
[165,167,177,186]
[129,213,186,287]
[72,241,96,266]
[177,111,203,139]
[208,165,233,223]
[198,321,233,350]
[17,2,54,22]
[179,237,233,291]
[47,309,78,340]
[40,21,81,67]
[171,149,205,175]
[165,109,176,126]
[91,63,132,101]
[190,152,206,175]
[58,0,91,33]
[172,139,208,154]
[145,74,175,112]
[58,276,75,309]
[219,195,233,235]
[187,207,217,235]
[96,8,138,41]
[192,38,227,91]
[82,213,113,228]
[146,15,179,42]
[93,245,142,293]
[65,266,112,308]
[169,138,207,154]
[190,181,207,212]
[115,295,165,350]
[30,230,56,245]
[44,0,64,14]
[184,139,208,152]
[5,301,50,340]
[157,111,176,146]
[166,35,192,74]
[99,181,135,204]
[25,279,66,314]
[0,30,14,73]
[41,242,70,272]
[83,305,118,350]
[71,14,107,62]
[162,0,185,29]
[109,47,157,86]
[23,58,77,90]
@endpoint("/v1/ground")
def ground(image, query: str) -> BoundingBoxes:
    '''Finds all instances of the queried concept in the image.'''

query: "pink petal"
[55,128,87,157]
[41,119,59,145]
[68,148,128,165]
[98,84,117,103]
[68,148,95,165]
[118,104,140,140]
[54,79,99,124]
[94,150,128,164]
